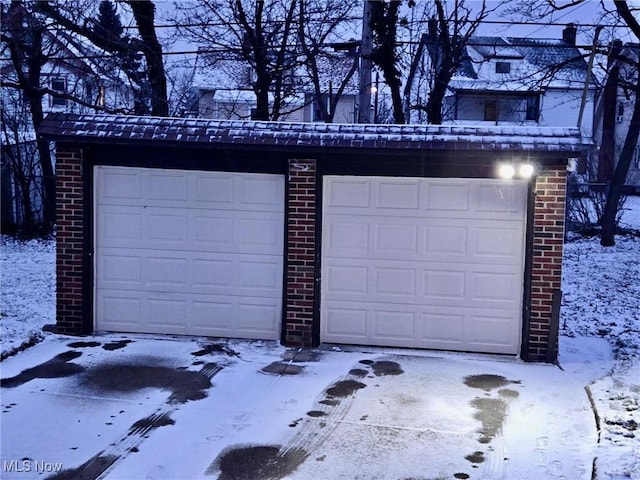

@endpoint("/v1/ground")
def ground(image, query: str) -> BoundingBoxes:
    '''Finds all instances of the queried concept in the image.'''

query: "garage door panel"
[95,167,283,339]
[235,216,283,250]
[466,311,519,352]
[146,257,187,287]
[325,307,367,338]
[237,302,280,336]
[148,172,188,201]
[472,225,524,257]
[326,222,369,253]
[374,267,417,297]
[322,176,525,354]
[424,270,466,299]
[146,297,188,332]
[99,294,142,329]
[325,264,368,294]
[191,301,234,333]
[191,259,233,288]
[422,311,465,345]
[471,271,520,302]
[477,183,526,215]
[374,223,419,256]
[146,214,188,245]
[192,216,234,245]
[373,310,417,341]
[376,180,421,209]
[101,254,141,283]
[100,211,142,242]
[99,249,282,297]
[240,176,283,207]
[326,179,371,208]
[425,225,468,255]
[426,182,470,211]
[194,175,234,204]
[99,169,143,201]
[238,260,281,292]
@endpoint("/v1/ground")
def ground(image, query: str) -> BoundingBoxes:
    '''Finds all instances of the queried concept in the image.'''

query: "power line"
[34,17,634,32]
[2,39,626,63]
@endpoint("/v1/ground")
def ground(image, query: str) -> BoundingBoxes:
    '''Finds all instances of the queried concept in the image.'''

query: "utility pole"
[577,26,603,129]
[358,0,372,123]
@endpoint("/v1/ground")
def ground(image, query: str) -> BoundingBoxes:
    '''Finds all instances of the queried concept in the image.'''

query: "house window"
[313,95,328,122]
[526,96,539,121]
[243,67,254,87]
[98,86,105,107]
[484,101,497,121]
[617,102,625,122]
[495,62,511,74]
[51,78,67,106]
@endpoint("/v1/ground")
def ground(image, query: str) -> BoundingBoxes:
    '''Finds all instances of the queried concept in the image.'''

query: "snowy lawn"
[560,235,640,479]
[0,236,55,360]
[0,233,639,479]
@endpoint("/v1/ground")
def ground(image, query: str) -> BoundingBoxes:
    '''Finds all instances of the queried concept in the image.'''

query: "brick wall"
[55,144,86,334]
[527,166,567,361]
[283,159,317,346]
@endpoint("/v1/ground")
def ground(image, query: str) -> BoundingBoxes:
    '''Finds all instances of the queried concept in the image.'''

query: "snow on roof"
[192,47,359,95]
[39,113,591,155]
[467,37,524,59]
[456,35,596,90]
[449,78,539,93]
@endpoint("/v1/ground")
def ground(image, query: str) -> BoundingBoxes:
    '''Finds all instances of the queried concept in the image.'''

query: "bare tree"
[416,0,498,124]
[368,0,406,123]
[600,0,640,246]
[508,0,640,246]
[35,0,168,115]
[173,0,302,121]
[0,89,42,236]
[297,0,360,123]
[1,1,151,235]
[173,0,360,122]
[1,1,56,233]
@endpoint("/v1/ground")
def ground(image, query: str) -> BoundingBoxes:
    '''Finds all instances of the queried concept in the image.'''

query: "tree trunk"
[426,76,449,125]
[601,76,640,246]
[128,1,168,116]
[5,4,55,233]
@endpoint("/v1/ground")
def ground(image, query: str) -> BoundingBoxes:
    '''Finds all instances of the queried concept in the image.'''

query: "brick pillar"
[56,144,86,335]
[527,166,567,361]
[284,159,317,347]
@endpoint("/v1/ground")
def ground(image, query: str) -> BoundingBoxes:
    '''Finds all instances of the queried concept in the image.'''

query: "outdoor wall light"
[497,163,516,179]
[518,163,535,179]
[497,162,535,180]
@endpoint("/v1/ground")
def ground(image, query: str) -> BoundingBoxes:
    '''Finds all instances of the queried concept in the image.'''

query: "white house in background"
[407,24,598,138]
[0,4,132,232]
[190,43,359,123]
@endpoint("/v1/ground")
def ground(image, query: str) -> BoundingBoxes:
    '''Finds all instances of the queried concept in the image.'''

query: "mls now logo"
[3,459,63,473]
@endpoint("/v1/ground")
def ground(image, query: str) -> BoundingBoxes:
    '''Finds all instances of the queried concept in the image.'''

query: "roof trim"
[38,112,591,156]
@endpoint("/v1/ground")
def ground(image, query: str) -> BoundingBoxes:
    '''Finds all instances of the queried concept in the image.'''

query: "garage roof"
[39,112,590,155]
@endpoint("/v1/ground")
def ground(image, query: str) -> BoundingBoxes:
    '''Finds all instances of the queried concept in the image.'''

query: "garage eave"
[39,113,591,161]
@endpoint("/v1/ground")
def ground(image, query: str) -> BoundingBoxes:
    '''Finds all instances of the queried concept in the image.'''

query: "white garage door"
[321,176,527,354]
[95,166,284,339]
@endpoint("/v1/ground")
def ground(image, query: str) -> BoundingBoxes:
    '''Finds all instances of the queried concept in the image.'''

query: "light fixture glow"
[518,163,535,179]
[498,164,516,179]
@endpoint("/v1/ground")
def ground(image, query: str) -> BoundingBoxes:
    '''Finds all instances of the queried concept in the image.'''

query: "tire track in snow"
[47,363,223,480]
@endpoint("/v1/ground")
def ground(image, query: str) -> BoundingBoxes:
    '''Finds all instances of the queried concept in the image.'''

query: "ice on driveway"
[1,335,597,480]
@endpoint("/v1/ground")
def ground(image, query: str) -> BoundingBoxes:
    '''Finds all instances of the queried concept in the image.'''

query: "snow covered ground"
[0,236,55,360]
[1,232,639,479]
[559,235,640,479]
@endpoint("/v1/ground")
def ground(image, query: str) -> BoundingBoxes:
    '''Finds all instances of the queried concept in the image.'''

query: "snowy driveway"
[1,335,597,480]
